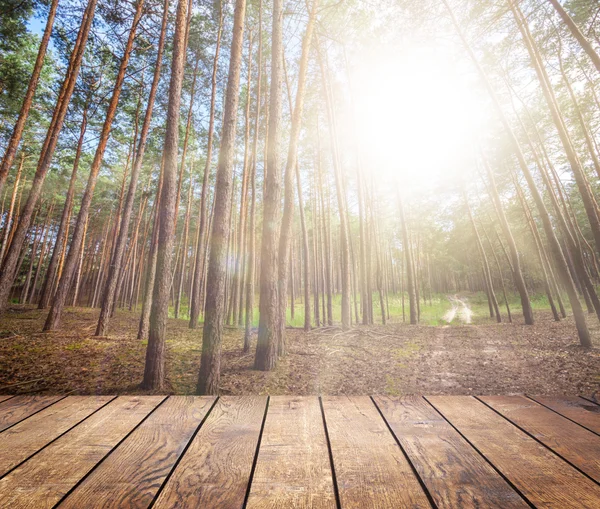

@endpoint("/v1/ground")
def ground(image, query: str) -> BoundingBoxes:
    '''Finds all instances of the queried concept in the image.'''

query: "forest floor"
[0,304,599,397]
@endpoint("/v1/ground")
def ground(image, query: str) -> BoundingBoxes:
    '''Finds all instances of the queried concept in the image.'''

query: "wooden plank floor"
[0,395,597,508]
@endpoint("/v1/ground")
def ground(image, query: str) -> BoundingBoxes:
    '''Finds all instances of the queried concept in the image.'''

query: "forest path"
[443,295,473,324]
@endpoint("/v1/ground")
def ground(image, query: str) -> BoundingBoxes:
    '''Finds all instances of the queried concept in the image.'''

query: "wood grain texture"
[0,395,114,477]
[374,396,527,509]
[480,395,600,482]
[0,396,163,509]
[153,396,267,509]
[428,395,600,508]
[246,396,336,509]
[0,395,63,432]
[322,396,431,509]
[58,396,215,509]
[529,396,600,434]
[0,396,14,404]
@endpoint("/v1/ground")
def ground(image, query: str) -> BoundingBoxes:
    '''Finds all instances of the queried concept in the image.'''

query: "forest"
[0,0,598,396]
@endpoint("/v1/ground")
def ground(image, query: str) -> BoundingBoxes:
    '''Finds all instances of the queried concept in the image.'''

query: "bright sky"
[347,42,489,196]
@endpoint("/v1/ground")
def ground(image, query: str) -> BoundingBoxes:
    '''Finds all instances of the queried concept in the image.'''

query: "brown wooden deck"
[0,395,598,508]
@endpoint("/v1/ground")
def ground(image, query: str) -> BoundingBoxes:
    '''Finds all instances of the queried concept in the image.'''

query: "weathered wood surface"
[59,396,214,509]
[529,395,600,434]
[322,396,431,508]
[246,396,336,509]
[0,395,63,432]
[0,395,598,508]
[0,396,164,509]
[374,395,528,508]
[153,396,267,508]
[480,395,600,483]
[0,395,114,477]
[428,395,600,508]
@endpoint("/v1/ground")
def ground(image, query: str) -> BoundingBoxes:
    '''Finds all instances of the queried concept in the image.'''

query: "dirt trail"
[443,295,473,324]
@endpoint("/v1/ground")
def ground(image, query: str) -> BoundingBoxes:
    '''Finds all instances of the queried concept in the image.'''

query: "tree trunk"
[0,152,24,264]
[481,154,533,324]
[254,0,283,371]
[96,0,169,335]
[141,0,188,390]
[277,0,317,349]
[44,0,145,331]
[39,102,88,309]
[196,0,247,393]
[244,0,263,352]
[0,0,59,198]
[444,0,591,347]
[0,0,98,314]
[189,3,224,329]
[398,193,417,324]
[548,0,600,73]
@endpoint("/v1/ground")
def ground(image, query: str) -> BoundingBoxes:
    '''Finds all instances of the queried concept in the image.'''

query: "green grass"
[167,289,559,328]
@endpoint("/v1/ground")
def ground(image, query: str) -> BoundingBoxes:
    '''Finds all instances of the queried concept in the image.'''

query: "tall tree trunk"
[141,0,188,390]
[277,0,317,349]
[398,193,417,324]
[254,0,283,371]
[548,0,600,73]
[0,0,98,314]
[196,0,247,394]
[232,33,253,328]
[189,3,224,329]
[0,152,24,264]
[481,154,533,324]
[510,0,600,258]
[465,194,501,322]
[44,0,145,331]
[318,48,351,330]
[96,0,169,336]
[244,0,263,352]
[39,101,88,309]
[0,0,59,198]
[444,0,591,347]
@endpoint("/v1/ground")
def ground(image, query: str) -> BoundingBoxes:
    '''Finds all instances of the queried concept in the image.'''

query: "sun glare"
[349,44,487,194]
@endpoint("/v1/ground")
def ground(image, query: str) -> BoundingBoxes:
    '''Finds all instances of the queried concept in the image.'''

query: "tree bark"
[481,154,533,324]
[0,0,59,198]
[196,0,247,394]
[254,0,283,371]
[277,0,317,348]
[96,0,169,336]
[0,0,98,315]
[141,0,187,390]
[44,0,146,331]
[189,3,224,329]
[244,0,263,352]
[548,0,600,73]
[443,0,591,347]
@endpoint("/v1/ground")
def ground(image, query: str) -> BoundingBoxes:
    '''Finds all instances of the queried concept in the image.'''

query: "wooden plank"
[529,396,600,434]
[0,395,63,432]
[246,396,336,509]
[428,395,600,508]
[0,396,14,404]
[59,396,215,509]
[322,396,431,508]
[0,395,114,477]
[153,396,266,508]
[374,396,528,508]
[0,395,163,509]
[480,395,600,483]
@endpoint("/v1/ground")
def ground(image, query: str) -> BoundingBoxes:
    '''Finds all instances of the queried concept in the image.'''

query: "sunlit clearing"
[349,44,488,194]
